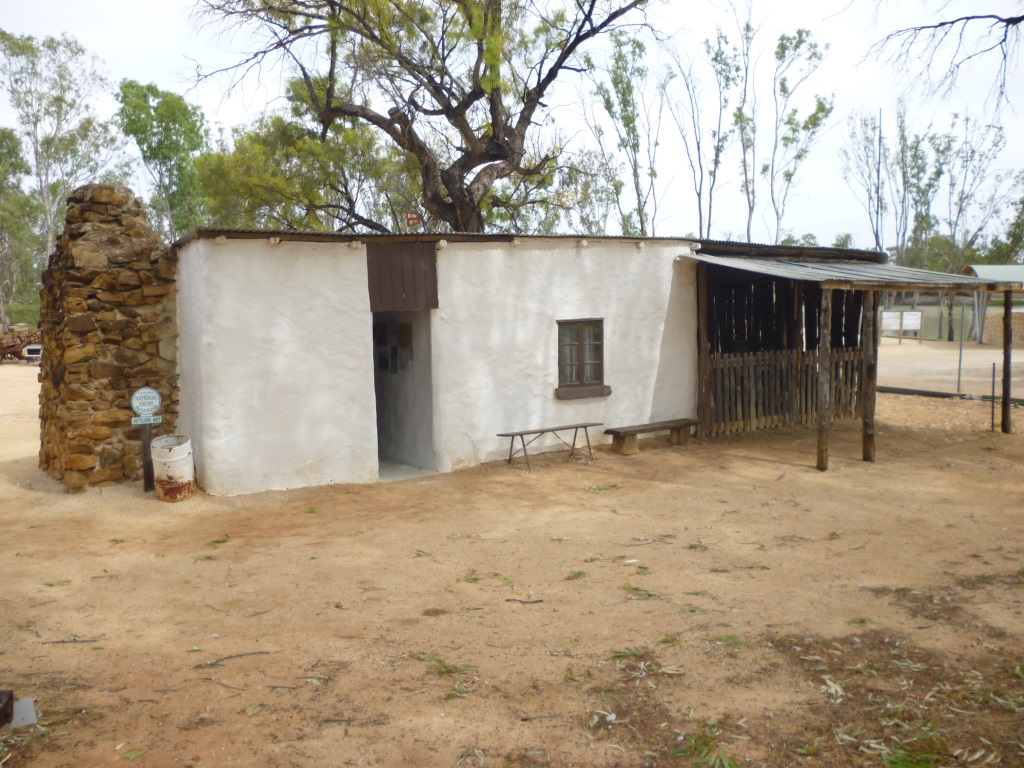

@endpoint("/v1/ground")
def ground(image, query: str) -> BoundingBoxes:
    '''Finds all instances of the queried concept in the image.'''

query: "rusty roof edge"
[173,229,704,249]
[695,239,888,263]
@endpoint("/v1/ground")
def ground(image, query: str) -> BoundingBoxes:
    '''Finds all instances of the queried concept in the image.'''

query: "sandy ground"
[1,363,1022,768]
[878,337,1023,398]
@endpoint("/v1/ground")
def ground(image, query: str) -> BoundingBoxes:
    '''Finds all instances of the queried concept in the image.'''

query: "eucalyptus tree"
[763,29,833,244]
[194,0,648,233]
[665,28,740,239]
[197,88,424,233]
[0,127,40,332]
[0,31,128,257]
[117,80,209,241]
[841,112,886,252]
[585,30,664,237]
[874,11,1024,108]
[731,7,758,242]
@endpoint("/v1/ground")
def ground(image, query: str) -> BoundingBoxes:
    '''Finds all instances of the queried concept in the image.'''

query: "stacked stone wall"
[981,308,1024,349]
[39,184,178,490]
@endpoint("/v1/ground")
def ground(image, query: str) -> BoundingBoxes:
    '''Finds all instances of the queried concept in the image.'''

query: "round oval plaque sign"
[131,387,162,416]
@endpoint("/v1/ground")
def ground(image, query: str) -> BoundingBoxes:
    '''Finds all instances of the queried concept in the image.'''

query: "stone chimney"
[38,184,178,490]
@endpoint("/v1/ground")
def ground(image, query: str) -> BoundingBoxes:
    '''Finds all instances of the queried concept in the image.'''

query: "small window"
[556,319,612,400]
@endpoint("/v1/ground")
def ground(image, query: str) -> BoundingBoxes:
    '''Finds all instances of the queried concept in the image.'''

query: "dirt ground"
[1,363,1022,768]
[877,337,1023,398]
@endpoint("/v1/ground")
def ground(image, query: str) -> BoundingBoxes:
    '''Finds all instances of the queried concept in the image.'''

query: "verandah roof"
[684,252,1022,293]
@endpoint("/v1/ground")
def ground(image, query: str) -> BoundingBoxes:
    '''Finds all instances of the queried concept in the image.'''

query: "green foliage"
[0,29,129,257]
[116,80,208,240]
[665,27,740,239]
[0,125,42,330]
[877,106,1022,273]
[985,194,1024,264]
[585,30,660,237]
[780,232,819,247]
[670,721,739,768]
[764,28,833,242]
[197,83,422,234]
[197,0,647,232]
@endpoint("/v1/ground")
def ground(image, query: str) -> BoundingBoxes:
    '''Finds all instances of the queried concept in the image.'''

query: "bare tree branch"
[871,13,1024,108]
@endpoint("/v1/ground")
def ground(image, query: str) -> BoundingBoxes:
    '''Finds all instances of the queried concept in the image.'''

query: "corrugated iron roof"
[684,253,1022,291]
[962,264,1024,286]
[697,238,886,263]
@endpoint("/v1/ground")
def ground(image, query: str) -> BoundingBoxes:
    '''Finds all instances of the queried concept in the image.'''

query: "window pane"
[560,342,579,366]
[559,328,579,385]
[557,319,604,389]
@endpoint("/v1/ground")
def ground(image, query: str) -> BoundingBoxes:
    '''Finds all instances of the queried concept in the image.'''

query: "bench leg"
[669,426,694,445]
[521,435,531,472]
[611,434,639,455]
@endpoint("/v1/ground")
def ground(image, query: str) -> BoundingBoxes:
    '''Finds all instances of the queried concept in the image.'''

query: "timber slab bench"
[605,418,700,455]
[497,422,602,471]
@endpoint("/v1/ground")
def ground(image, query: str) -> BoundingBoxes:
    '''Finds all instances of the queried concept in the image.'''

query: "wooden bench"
[497,422,602,471]
[604,418,700,455]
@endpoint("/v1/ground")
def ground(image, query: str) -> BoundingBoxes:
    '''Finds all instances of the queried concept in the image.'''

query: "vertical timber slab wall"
[39,185,178,490]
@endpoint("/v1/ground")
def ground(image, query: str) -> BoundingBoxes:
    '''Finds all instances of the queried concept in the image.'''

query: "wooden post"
[142,423,154,492]
[861,290,877,462]
[817,288,832,471]
[1003,290,1013,434]
[697,264,712,442]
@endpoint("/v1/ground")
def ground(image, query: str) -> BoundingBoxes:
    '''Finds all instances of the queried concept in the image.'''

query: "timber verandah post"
[861,290,878,461]
[816,288,832,471]
[1003,289,1013,434]
[697,263,712,441]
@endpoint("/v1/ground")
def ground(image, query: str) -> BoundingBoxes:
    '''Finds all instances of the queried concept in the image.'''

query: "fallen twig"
[520,714,560,721]
[200,678,244,691]
[194,651,272,669]
[41,636,101,645]
[506,598,544,604]
[613,535,676,547]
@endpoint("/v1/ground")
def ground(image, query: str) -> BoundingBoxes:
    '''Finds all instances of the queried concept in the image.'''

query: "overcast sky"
[2,0,1022,247]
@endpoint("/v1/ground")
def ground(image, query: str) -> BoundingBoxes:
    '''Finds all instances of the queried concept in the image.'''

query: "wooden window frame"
[555,318,612,400]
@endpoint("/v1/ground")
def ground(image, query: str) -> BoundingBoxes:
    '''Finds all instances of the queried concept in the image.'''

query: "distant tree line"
[1,2,1022,330]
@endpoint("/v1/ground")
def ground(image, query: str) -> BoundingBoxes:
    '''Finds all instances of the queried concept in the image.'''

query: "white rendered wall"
[373,309,436,469]
[430,239,698,471]
[176,238,378,495]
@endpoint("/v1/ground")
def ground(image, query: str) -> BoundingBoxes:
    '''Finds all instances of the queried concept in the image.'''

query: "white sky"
[2,0,1023,247]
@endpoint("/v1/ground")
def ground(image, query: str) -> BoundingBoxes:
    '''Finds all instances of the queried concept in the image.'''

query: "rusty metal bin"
[150,435,196,502]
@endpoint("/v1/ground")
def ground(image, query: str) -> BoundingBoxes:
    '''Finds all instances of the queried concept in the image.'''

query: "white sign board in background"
[881,311,923,335]
[902,311,922,331]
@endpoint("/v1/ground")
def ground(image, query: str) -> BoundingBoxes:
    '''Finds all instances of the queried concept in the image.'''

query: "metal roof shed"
[682,245,1022,471]
[961,264,1024,345]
